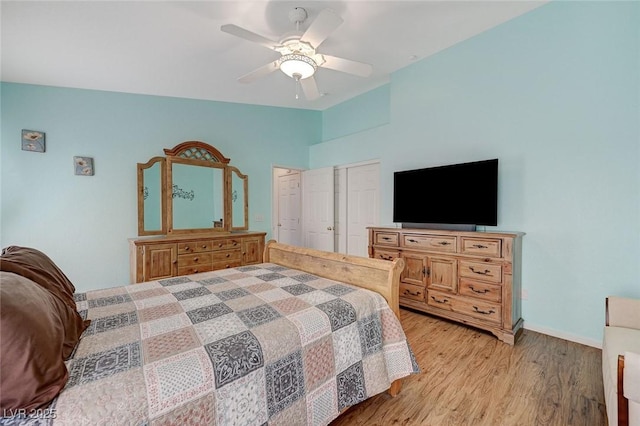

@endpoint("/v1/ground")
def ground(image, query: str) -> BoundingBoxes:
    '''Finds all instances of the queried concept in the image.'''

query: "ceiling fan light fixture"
[278,53,317,79]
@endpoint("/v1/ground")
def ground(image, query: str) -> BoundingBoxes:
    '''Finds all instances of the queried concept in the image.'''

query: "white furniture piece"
[602,296,640,426]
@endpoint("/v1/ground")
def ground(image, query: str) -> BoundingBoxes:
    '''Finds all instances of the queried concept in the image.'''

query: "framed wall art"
[74,156,94,176]
[21,130,45,152]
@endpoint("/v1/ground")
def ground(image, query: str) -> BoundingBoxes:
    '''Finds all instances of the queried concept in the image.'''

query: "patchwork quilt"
[4,263,418,426]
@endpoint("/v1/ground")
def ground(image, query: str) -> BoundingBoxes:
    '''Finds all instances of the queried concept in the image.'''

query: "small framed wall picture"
[21,130,46,152]
[74,156,94,176]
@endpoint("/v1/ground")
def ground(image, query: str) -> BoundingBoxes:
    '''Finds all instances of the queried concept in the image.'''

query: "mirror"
[169,160,225,232]
[171,161,224,231]
[137,157,166,236]
[230,167,248,230]
[137,141,249,235]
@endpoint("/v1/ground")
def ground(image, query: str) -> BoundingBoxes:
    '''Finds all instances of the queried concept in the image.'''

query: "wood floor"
[331,308,607,426]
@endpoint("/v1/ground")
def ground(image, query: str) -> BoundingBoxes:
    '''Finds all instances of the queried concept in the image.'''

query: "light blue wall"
[1,83,320,290]
[311,1,640,345]
[321,84,390,142]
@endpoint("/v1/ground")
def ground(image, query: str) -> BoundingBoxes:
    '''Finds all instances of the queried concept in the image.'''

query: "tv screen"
[393,159,498,226]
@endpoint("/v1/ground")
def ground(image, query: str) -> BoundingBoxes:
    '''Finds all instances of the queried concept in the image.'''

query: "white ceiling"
[1,1,547,111]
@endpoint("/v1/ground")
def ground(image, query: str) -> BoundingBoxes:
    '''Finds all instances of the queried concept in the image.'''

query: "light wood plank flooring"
[331,308,606,426]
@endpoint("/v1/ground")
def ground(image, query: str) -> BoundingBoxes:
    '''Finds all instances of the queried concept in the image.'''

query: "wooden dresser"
[129,231,266,283]
[368,227,524,344]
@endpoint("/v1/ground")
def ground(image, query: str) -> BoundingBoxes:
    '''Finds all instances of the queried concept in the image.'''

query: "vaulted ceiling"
[1,1,546,110]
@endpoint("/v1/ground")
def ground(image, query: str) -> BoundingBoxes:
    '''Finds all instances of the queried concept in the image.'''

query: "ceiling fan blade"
[300,76,321,100]
[220,24,279,50]
[300,9,343,49]
[238,61,280,84]
[321,54,373,78]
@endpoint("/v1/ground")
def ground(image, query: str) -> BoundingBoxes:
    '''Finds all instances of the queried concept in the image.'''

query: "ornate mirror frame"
[137,157,167,236]
[137,141,249,236]
[228,166,249,231]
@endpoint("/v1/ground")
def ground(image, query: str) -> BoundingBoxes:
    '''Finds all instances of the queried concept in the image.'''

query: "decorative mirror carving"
[137,141,249,235]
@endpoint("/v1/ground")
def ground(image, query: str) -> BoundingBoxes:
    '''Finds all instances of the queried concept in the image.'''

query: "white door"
[302,167,335,252]
[277,172,301,246]
[346,163,380,256]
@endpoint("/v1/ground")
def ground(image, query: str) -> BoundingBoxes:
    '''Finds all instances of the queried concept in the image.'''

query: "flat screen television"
[393,158,498,228]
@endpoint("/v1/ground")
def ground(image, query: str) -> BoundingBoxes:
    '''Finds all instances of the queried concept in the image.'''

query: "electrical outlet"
[521,289,529,300]
[254,214,264,222]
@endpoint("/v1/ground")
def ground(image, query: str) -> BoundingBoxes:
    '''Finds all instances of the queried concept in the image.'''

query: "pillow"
[0,272,70,412]
[0,246,89,359]
[0,246,77,310]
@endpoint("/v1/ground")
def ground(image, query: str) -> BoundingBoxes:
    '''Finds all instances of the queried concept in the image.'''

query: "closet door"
[302,167,335,252]
[345,162,379,257]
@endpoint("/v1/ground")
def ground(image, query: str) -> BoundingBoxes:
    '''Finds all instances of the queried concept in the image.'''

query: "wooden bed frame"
[263,240,407,396]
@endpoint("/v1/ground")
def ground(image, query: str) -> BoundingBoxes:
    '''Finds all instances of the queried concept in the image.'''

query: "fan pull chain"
[294,74,301,99]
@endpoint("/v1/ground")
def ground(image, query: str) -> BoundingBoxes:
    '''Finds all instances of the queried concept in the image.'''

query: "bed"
[0,241,418,425]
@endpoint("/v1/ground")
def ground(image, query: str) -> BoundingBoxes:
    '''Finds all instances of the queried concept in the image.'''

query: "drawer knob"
[194,257,199,262]
[438,241,451,246]
[379,254,393,261]
[202,244,207,248]
[226,253,230,258]
[218,243,223,247]
[473,244,488,249]
[232,240,238,246]
[469,266,491,276]
[469,286,490,294]
[407,238,418,243]
[382,236,391,241]
[403,289,422,297]
[184,245,190,251]
[473,306,495,315]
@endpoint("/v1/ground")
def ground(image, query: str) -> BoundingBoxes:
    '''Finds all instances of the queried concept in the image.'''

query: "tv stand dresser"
[368,227,524,344]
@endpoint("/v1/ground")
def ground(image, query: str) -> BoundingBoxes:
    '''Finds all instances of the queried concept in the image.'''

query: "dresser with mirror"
[129,141,266,283]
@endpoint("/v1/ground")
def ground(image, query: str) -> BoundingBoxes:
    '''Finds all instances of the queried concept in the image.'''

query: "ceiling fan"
[221,7,373,101]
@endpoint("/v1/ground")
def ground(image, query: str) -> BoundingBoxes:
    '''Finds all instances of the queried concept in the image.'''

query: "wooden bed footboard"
[263,240,407,398]
[263,240,405,319]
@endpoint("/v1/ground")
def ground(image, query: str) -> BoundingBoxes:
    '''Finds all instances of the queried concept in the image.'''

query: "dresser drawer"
[451,297,502,324]
[212,238,242,251]
[177,253,213,267]
[426,290,454,311]
[400,283,425,302]
[459,278,502,303]
[427,290,502,324]
[402,234,456,253]
[459,260,502,283]
[372,248,400,262]
[178,264,213,276]
[374,231,399,246]
[177,240,214,254]
[460,237,502,258]
[211,249,242,262]
[211,259,242,270]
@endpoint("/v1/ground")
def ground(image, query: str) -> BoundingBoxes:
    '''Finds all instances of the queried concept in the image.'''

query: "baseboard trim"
[523,322,601,349]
